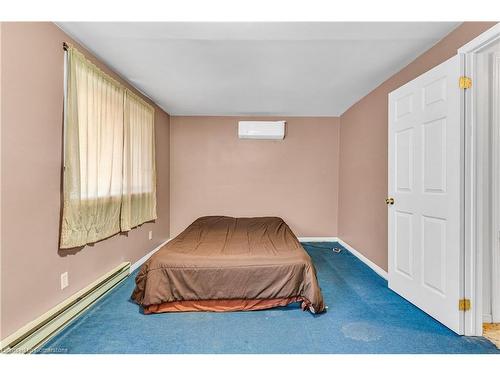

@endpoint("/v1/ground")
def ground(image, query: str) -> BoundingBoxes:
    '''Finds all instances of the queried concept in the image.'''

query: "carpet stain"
[341,322,383,342]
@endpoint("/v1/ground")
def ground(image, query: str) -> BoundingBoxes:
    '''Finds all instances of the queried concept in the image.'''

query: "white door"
[388,55,463,334]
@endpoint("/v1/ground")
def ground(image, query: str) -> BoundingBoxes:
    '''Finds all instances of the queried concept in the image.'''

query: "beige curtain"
[60,46,125,248]
[121,90,157,231]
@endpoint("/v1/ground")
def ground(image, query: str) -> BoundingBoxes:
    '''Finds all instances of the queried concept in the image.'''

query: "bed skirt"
[142,297,315,314]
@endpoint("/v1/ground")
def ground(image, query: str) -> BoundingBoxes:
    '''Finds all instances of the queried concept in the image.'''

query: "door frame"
[459,23,500,336]
[492,52,500,323]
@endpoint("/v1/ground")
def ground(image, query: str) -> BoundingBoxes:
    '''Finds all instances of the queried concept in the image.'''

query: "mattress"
[131,216,325,314]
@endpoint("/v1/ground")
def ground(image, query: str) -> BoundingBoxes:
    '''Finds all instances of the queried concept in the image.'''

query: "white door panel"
[388,55,463,334]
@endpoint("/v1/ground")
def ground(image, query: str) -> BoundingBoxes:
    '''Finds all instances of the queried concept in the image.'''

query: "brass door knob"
[385,197,395,205]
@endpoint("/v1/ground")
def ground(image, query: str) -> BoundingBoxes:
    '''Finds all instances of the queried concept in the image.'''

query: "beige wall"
[170,116,340,237]
[2,20,498,340]
[338,22,498,271]
[0,22,170,340]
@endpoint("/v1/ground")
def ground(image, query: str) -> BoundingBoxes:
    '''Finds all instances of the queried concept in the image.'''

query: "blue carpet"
[40,242,499,354]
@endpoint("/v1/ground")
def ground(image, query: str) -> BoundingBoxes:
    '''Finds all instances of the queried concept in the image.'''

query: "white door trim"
[458,24,500,56]
[491,53,500,323]
[459,22,500,336]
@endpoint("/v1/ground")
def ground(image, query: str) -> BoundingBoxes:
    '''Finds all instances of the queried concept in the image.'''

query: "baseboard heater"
[1,262,130,354]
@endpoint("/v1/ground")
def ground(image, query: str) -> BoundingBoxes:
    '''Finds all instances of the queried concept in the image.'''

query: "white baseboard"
[134,237,388,280]
[1,235,384,352]
[335,238,388,280]
[298,236,338,242]
[130,238,171,272]
[1,239,171,353]
[299,236,388,280]
[1,262,130,353]
[483,313,493,323]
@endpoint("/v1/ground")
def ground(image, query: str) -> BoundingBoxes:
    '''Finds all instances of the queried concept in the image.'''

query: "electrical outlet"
[148,230,153,240]
[60,272,69,290]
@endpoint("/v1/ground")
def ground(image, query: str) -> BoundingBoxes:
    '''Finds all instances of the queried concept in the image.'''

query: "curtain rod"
[63,42,69,51]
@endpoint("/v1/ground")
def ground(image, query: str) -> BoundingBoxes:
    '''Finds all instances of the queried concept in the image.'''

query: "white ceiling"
[57,22,460,116]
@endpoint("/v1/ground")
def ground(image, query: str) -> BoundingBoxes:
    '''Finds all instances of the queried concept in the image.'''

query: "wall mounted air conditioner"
[238,121,286,140]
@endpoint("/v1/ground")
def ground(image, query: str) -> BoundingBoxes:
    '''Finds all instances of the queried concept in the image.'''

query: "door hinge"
[459,299,471,311]
[459,76,472,89]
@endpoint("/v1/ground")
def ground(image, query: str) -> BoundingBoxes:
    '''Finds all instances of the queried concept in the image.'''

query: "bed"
[131,216,325,314]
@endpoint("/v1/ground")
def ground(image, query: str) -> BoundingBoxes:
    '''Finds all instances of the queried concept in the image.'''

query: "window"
[60,45,156,249]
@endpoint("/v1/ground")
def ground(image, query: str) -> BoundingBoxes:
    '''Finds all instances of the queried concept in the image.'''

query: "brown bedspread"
[131,216,325,314]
